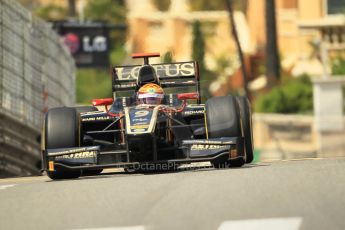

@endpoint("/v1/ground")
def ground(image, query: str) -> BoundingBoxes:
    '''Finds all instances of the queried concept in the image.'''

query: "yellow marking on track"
[0,176,48,184]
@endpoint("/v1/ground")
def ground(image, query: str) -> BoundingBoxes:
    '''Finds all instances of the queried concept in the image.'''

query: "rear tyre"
[237,96,254,163]
[206,96,245,168]
[44,107,81,180]
[75,106,103,176]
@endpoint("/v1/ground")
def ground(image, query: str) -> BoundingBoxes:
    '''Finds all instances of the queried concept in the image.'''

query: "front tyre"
[44,107,81,180]
[206,96,245,168]
[237,96,254,163]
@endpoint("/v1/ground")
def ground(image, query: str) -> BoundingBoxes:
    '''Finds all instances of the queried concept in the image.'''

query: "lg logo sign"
[59,22,111,67]
[83,36,107,52]
[64,33,107,54]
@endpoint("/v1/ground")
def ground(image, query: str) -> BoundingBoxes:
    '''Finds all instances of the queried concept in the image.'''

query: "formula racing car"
[41,53,253,179]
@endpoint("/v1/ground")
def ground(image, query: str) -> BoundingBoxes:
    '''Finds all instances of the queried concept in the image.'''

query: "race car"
[41,53,253,179]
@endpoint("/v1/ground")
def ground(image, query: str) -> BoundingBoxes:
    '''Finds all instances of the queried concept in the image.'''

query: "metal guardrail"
[0,0,76,177]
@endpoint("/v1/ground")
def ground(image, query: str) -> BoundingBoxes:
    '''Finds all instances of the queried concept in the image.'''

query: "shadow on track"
[44,162,270,182]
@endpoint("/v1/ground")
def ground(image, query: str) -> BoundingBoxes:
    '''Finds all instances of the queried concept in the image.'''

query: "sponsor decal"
[191,144,230,150]
[132,118,149,122]
[117,83,136,88]
[81,116,112,121]
[115,62,195,80]
[183,110,204,115]
[53,21,110,68]
[184,140,234,145]
[49,147,98,155]
[64,34,107,54]
[83,35,107,52]
[129,109,152,128]
[187,104,205,108]
[125,106,159,134]
[55,151,97,159]
[83,111,104,115]
[134,110,150,118]
[131,124,149,129]
[133,129,146,132]
[63,33,80,54]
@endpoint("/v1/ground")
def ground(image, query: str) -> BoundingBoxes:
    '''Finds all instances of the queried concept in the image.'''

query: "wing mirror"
[177,92,199,100]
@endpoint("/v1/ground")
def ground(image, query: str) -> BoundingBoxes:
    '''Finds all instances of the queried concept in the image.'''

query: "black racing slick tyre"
[237,96,254,163]
[44,107,81,180]
[206,96,245,168]
[206,96,241,138]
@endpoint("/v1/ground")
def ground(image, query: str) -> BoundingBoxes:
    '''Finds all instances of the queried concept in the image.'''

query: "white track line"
[0,184,17,190]
[218,217,302,230]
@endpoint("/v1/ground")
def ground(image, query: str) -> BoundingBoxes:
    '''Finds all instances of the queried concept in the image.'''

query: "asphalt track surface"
[0,157,345,230]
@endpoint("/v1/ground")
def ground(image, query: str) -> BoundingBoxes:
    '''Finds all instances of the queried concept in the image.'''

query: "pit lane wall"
[0,0,76,177]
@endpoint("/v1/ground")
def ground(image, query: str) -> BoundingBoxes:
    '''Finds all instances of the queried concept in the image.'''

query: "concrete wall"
[0,0,76,177]
[313,77,345,158]
[253,112,345,162]
[253,114,318,161]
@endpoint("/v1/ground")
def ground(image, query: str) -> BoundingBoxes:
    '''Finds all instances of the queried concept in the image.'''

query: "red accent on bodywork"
[107,111,122,117]
[132,53,160,58]
[177,92,199,100]
[92,98,113,106]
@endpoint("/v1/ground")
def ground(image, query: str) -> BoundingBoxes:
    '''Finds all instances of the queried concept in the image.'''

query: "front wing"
[44,137,244,172]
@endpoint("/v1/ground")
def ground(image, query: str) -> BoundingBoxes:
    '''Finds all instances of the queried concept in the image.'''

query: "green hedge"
[255,75,313,114]
[76,69,113,105]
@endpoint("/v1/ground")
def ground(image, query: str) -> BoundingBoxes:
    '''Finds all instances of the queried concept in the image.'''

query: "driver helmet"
[137,83,164,105]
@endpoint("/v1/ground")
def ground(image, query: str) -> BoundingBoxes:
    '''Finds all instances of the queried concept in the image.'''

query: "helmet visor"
[139,97,162,105]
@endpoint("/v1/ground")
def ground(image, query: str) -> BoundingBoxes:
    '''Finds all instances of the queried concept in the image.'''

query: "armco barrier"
[0,0,76,177]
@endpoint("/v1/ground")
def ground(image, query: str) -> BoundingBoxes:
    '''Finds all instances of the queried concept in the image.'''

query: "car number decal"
[134,110,150,118]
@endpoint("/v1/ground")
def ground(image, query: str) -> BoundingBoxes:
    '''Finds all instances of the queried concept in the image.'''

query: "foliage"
[192,21,206,73]
[83,0,126,24]
[331,55,345,75]
[188,0,245,11]
[79,0,127,104]
[255,75,313,114]
[35,4,68,20]
[18,0,39,9]
[189,0,226,11]
[191,20,212,100]
[331,55,345,112]
[110,44,128,65]
[84,0,127,45]
[152,0,171,11]
[162,52,174,63]
[76,69,113,105]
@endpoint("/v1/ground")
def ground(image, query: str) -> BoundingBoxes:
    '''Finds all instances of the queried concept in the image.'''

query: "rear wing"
[112,61,201,102]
